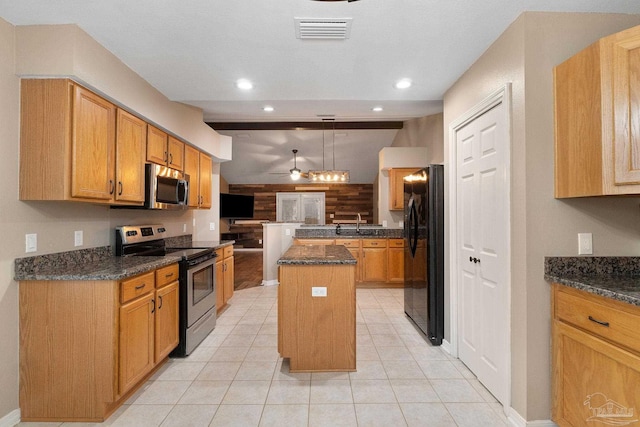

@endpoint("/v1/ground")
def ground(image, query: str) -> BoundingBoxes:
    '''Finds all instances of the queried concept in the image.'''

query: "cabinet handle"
[135,284,146,290]
[169,153,173,165]
[165,272,174,278]
[158,295,163,310]
[588,315,609,327]
[151,298,155,314]
[118,181,123,195]
[109,180,115,195]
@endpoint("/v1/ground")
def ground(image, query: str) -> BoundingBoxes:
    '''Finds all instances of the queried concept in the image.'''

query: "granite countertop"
[278,244,357,265]
[545,257,640,306]
[15,240,235,281]
[295,228,403,239]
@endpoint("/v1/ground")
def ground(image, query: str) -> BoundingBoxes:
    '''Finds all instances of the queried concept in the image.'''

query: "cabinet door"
[389,168,417,210]
[168,136,185,171]
[199,152,212,208]
[115,109,146,203]
[119,293,155,394]
[553,321,640,427]
[71,85,116,200]
[387,246,404,283]
[216,259,225,312]
[362,247,388,282]
[184,145,200,208]
[146,125,168,166]
[612,34,640,185]
[224,256,234,303]
[155,282,179,363]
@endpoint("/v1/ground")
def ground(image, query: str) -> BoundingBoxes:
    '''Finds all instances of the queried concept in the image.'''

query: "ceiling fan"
[270,149,309,181]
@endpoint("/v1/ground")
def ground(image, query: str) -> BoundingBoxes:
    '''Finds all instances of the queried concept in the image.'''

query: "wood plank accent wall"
[228,184,374,225]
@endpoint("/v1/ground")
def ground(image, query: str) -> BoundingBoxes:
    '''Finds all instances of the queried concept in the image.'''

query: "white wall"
[443,12,640,422]
[0,20,225,421]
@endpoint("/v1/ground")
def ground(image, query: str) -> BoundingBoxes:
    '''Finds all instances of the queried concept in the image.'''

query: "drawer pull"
[135,284,146,290]
[165,272,174,278]
[588,315,610,327]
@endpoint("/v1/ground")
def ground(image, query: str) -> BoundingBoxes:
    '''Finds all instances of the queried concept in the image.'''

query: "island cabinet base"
[278,264,356,372]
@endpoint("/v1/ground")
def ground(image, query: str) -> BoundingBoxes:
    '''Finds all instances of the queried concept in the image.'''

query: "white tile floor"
[18,287,509,427]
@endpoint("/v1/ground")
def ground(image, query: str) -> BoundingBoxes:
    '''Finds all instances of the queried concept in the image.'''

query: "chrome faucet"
[356,213,361,234]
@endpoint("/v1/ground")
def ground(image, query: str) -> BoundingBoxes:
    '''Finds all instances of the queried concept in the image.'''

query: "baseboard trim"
[261,279,279,286]
[441,339,452,355]
[506,407,557,427]
[0,409,20,427]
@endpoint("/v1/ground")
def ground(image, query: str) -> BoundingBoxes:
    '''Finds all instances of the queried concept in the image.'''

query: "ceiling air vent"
[295,18,353,40]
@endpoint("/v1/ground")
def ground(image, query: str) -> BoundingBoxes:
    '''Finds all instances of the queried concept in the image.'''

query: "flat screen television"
[220,193,254,219]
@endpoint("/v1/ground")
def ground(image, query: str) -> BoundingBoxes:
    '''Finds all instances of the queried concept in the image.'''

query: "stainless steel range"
[116,224,217,357]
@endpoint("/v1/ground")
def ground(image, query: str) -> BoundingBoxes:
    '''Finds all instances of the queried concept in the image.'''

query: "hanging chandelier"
[308,119,350,183]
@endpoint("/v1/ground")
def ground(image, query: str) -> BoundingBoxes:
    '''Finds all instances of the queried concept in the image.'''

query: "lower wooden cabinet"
[216,245,234,312]
[19,264,180,422]
[552,284,640,427]
[295,237,404,285]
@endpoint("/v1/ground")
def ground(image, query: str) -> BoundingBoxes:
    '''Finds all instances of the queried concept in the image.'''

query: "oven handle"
[186,253,217,268]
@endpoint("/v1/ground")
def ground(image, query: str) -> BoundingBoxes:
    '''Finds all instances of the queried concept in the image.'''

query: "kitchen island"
[277,244,357,372]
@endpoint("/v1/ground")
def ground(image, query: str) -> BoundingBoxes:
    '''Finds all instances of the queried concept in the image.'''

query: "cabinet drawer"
[388,239,404,248]
[121,271,155,303]
[362,239,387,248]
[215,248,224,258]
[555,287,640,354]
[223,245,234,258]
[156,264,178,288]
[295,239,335,245]
[336,239,360,248]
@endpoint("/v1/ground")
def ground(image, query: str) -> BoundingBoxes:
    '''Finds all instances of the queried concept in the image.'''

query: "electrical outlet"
[578,233,593,255]
[285,229,291,236]
[382,220,388,227]
[312,287,327,297]
[259,239,263,245]
[74,230,83,247]
[210,222,215,231]
[183,223,187,233]
[329,213,334,218]
[25,233,37,253]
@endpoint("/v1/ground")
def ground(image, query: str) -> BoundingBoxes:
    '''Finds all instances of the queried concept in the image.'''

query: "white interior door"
[456,98,509,405]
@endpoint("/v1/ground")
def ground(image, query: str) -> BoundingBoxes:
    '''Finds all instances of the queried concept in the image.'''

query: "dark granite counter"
[545,257,640,306]
[278,244,357,265]
[295,226,403,239]
[15,240,235,281]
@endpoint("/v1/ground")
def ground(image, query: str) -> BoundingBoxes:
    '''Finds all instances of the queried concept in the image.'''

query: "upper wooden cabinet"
[554,24,640,197]
[146,125,185,171]
[20,79,145,205]
[184,144,212,209]
[389,168,416,210]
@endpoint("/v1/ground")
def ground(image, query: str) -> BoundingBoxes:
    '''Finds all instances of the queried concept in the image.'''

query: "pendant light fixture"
[289,149,302,181]
[308,119,350,183]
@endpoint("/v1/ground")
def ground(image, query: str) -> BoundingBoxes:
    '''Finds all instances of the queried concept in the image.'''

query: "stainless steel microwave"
[146,163,189,210]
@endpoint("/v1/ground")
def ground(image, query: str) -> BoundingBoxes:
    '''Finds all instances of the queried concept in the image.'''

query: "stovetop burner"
[115,224,215,261]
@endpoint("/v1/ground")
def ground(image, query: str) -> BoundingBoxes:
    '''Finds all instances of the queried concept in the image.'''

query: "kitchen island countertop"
[545,256,640,306]
[277,244,356,265]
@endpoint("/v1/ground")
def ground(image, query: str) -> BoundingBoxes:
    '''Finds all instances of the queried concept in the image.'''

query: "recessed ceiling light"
[263,105,274,112]
[395,79,412,89]
[372,106,383,112]
[236,79,253,90]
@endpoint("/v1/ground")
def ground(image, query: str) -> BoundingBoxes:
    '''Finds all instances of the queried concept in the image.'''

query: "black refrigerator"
[403,164,444,345]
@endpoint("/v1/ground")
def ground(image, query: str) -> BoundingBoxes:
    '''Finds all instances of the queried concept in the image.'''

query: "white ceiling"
[1,0,639,183]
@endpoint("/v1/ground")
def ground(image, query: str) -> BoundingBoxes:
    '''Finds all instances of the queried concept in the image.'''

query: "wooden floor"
[234,250,263,290]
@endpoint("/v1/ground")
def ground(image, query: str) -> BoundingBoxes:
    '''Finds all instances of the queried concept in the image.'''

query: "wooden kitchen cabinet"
[19,264,180,422]
[362,239,388,282]
[20,79,145,205]
[147,125,185,171]
[554,24,640,197]
[294,238,336,245]
[387,239,405,283]
[336,239,362,282]
[216,245,234,312]
[389,168,417,210]
[184,145,212,208]
[552,284,640,426]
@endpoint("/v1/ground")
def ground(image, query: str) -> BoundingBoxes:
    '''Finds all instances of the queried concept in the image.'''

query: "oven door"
[186,256,217,327]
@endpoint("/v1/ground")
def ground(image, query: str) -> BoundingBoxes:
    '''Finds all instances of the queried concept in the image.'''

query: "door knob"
[469,256,480,264]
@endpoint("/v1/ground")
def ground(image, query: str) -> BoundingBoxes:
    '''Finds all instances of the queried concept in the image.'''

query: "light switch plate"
[209,222,215,231]
[74,230,83,247]
[285,229,291,236]
[578,233,593,255]
[183,223,187,233]
[25,233,37,253]
[312,287,327,297]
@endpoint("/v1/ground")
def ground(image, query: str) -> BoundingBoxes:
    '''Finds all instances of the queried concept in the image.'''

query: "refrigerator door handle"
[409,199,418,257]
